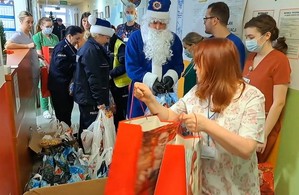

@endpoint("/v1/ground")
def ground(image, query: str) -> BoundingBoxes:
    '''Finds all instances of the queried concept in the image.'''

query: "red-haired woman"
[134,38,265,194]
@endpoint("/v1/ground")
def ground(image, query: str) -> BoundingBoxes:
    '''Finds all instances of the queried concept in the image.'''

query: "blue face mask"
[184,49,193,58]
[245,35,265,52]
[42,27,53,35]
[126,14,135,22]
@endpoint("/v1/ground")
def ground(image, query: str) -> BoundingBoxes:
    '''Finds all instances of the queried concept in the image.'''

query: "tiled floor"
[36,102,80,133]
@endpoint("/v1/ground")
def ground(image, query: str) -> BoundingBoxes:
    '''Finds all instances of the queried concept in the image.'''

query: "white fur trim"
[152,59,163,81]
[147,10,170,21]
[143,72,158,89]
[90,25,114,37]
[88,15,97,25]
[163,69,178,87]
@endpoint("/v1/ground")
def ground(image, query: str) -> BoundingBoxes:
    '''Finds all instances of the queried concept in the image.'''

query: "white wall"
[14,0,27,30]
[77,0,123,28]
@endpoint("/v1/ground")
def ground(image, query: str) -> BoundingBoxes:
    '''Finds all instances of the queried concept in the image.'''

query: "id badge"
[243,77,250,83]
[201,145,216,159]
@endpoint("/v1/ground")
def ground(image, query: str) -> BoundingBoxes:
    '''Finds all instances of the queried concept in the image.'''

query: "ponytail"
[273,37,288,54]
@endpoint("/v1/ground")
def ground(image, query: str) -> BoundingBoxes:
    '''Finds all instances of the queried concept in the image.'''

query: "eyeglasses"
[203,16,217,21]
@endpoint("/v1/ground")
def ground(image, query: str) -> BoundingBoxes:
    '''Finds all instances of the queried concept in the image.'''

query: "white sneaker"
[43,110,52,119]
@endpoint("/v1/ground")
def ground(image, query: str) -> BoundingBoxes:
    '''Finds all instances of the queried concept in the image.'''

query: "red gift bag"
[42,46,54,64]
[258,162,274,195]
[155,133,202,195]
[40,46,52,98]
[154,145,186,195]
[105,115,179,195]
[40,65,50,98]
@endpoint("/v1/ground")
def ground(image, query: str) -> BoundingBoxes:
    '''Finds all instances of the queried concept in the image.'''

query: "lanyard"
[182,60,195,78]
[207,98,217,146]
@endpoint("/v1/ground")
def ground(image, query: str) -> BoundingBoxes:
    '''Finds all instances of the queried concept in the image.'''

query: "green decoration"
[0,20,6,51]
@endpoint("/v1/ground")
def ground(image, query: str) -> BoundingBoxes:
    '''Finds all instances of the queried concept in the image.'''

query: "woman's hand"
[27,42,35,49]
[97,104,106,110]
[38,54,45,60]
[179,113,199,132]
[257,137,267,153]
[134,82,154,103]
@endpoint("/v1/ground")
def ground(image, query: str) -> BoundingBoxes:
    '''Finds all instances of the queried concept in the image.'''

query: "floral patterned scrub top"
[171,84,265,195]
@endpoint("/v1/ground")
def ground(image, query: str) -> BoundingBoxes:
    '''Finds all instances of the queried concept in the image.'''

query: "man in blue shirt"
[204,2,245,70]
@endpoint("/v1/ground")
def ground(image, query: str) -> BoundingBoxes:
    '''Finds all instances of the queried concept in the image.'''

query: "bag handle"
[128,83,146,119]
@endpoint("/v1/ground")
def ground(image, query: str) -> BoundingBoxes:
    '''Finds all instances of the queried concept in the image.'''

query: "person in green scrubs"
[33,17,59,119]
[182,32,204,95]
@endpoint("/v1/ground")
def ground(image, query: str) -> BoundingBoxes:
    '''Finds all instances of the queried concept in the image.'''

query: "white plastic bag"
[90,109,116,152]
[88,109,116,179]
[88,147,113,179]
[102,110,116,150]
[81,122,95,154]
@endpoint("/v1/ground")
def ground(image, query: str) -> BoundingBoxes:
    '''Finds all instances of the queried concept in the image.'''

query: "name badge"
[243,77,250,83]
[123,37,129,42]
[201,145,216,159]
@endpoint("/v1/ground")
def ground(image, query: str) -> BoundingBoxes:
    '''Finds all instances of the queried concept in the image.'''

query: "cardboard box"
[27,131,108,195]
[23,177,107,195]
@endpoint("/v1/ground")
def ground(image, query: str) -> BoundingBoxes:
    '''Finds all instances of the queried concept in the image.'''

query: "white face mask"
[42,27,53,35]
[245,35,266,52]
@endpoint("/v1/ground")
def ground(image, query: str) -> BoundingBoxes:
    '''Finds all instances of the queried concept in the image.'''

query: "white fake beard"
[142,25,174,67]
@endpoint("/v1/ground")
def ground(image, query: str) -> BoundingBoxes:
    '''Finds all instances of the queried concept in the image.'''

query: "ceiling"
[37,0,83,6]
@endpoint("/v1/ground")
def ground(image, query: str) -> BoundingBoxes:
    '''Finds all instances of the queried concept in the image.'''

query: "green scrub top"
[32,32,59,50]
[183,60,196,95]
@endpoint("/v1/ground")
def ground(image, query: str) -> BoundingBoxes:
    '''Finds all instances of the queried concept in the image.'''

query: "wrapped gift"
[258,162,274,195]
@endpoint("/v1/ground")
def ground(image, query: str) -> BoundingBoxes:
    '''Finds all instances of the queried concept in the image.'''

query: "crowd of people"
[4,0,291,194]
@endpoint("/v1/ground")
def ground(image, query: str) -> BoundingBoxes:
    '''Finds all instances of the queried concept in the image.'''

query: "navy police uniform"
[48,39,77,127]
[73,37,110,148]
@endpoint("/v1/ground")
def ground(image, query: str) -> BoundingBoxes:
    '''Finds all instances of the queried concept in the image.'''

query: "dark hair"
[208,2,229,25]
[244,14,287,53]
[273,37,288,54]
[80,12,91,30]
[193,38,244,113]
[182,32,204,46]
[62,25,83,38]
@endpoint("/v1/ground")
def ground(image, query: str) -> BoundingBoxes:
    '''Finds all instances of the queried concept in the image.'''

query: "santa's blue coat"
[125,30,184,118]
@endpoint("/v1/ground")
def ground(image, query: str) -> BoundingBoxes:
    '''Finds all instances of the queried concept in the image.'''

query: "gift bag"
[40,65,50,98]
[105,115,179,195]
[42,46,53,64]
[155,133,201,195]
[258,162,274,195]
[40,46,53,97]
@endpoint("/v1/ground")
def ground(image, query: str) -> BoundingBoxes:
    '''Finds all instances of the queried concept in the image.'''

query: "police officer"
[73,16,114,149]
[48,26,83,127]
